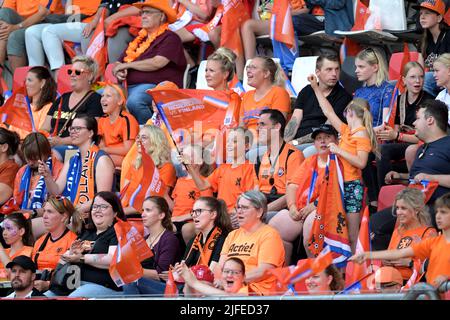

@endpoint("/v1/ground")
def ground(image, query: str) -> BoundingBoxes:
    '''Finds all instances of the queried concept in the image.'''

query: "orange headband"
[99,81,127,106]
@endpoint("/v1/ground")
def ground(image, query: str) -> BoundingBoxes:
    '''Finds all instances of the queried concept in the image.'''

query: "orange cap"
[374,267,403,285]
[133,0,178,23]
[413,0,446,16]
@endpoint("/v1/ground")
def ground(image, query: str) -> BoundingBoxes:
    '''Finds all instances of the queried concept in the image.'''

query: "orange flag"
[353,0,371,30]
[86,8,108,77]
[386,43,410,128]
[164,269,179,297]
[344,206,373,290]
[0,86,34,132]
[408,180,439,204]
[109,219,153,286]
[120,144,167,212]
[220,0,250,57]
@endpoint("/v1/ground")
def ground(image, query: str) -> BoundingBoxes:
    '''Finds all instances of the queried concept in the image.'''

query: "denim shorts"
[344,180,364,213]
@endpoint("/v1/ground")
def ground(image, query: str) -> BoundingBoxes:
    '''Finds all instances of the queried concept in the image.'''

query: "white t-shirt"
[5,290,33,298]
[435,88,450,125]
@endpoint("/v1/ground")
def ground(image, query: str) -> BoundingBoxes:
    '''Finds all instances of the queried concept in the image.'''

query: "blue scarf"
[19,157,52,210]
[62,150,83,202]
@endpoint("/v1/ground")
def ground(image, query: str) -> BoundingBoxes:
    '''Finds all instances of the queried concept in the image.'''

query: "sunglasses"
[67,68,87,76]
[418,143,429,159]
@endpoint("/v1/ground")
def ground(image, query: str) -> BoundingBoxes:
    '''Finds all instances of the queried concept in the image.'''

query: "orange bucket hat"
[133,0,177,24]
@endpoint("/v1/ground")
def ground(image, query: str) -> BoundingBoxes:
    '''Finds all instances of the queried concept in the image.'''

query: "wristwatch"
[18,23,23,29]
[292,139,299,146]
[79,256,85,264]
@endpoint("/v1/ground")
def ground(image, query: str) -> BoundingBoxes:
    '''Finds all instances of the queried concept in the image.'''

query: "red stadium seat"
[57,64,73,95]
[12,66,31,92]
[377,184,406,211]
[388,51,419,81]
[104,63,118,84]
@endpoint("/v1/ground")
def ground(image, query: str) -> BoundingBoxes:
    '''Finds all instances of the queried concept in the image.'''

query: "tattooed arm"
[284,109,303,142]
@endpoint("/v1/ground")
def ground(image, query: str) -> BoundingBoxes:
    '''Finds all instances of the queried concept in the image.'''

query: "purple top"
[120,30,187,87]
[141,230,181,274]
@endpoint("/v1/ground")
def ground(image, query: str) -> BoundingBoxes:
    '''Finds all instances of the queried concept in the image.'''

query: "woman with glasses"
[31,195,78,293]
[41,55,103,160]
[183,197,232,272]
[46,191,126,297]
[0,128,20,208]
[123,196,181,296]
[218,190,285,295]
[39,114,115,223]
[174,257,248,296]
[7,66,57,139]
[112,0,187,124]
[304,264,344,295]
[383,188,437,283]
[121,125,176,215]
[376,62,434,191]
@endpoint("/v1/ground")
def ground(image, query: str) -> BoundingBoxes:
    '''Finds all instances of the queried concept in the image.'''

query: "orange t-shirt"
[9,102,53,140]
[172,177,213,218]
[207,162,258,212]
[388,226,437,280]
[73,0,101,16]
[339,124,372,182]
[258,143,304,195]
[32,230,77,270]
[221,224,285,295]
[98,111,140,149]
[0,160,20,189]
[411,234,450,286]
[0,246,33,269]
[241,86,291,131]
[13,155,63,207]
[3,0,64,17]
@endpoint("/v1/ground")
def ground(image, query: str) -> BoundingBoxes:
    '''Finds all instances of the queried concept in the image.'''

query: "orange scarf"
[123,24,169,63]
[74,144,99,205]
[186,227,222,266]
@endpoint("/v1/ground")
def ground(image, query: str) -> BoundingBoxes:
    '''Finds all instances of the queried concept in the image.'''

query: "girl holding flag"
[38,114,115,220]
[310,73,377,253]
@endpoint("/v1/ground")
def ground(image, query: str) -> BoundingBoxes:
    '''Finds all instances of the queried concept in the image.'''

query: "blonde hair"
[255,56,285,88]
[346,98,380,158]
[207,47,237,82]
[356,48,389,87]
[393,188,431,227]
[433,53,450,69]
[72,55,99,83]
[46,195,80,232]
[134,125,171,169]
[402,61,424,78]
[104,84,127,110]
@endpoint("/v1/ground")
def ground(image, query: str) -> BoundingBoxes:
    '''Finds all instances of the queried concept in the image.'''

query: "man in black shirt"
[284,52,352,155]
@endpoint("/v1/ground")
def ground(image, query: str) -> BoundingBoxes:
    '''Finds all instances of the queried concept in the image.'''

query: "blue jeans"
[423,71,440,97]
[123,277,167,296]
[126,83,155,124]
[68,281,122,298]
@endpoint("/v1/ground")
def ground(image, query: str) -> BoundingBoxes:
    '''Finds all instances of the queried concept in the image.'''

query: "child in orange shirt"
[169,144,214,244]
[183,127,258,228]
[0,213,34,270]
[350,193,450,289]
[98,84,140,167]
[311,74,378,253]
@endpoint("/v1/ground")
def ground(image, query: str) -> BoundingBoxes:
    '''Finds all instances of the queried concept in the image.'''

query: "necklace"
[148,229,165,249]
[124,24,169,63]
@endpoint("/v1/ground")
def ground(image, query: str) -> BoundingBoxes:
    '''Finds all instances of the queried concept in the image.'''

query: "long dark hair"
[86,192,126,230]
[197,197,232,234]
[28,66,57,111]
[4,212,34,246]
[0,127,20,156]
[144,196,174,232]
[71,113,100,144]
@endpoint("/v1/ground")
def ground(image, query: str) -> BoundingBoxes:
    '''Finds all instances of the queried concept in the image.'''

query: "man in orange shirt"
[350,193,450,288]
[0,0,63,72]
[256,109,304,218]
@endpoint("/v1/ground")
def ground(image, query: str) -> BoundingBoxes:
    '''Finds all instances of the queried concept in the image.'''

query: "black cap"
[311,124,339,139]
[6,255,37,273]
